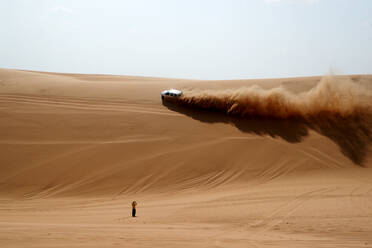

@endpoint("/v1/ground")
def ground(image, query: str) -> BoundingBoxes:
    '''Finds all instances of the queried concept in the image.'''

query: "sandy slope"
[0,69,372,247]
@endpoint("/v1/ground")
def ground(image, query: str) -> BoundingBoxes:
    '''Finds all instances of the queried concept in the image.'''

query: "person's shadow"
[162,101,372,166]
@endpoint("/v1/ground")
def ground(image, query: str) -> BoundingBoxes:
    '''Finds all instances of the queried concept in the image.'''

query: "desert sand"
[0,68,372,247]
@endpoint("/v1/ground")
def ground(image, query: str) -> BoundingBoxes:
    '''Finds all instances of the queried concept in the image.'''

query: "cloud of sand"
[177,76,372,120]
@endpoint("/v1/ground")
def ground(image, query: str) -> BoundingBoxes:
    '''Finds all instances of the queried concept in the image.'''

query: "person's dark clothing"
[131,201,137,217]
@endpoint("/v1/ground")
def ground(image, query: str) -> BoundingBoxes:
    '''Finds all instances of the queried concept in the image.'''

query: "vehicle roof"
[162,89,182,95]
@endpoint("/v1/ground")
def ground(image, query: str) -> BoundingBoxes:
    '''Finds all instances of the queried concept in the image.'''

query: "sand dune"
[1,69,372,247]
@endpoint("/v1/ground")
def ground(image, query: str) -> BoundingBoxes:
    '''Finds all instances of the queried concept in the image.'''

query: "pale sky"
[1,0,371,79]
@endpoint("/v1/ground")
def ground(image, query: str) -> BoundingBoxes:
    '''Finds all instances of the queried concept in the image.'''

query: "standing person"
[132,201,137,217]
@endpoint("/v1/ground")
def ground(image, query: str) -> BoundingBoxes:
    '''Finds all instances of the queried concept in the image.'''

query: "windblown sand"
[1,69,372,247]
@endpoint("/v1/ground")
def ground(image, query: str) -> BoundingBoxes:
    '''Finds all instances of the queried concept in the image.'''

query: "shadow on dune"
[307,114,372,166]
[163,101,372,166]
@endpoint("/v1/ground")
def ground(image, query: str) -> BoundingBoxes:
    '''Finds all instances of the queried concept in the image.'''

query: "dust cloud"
[177,76,372,120]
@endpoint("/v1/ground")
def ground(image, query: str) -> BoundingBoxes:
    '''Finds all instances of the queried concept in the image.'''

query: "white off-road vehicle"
[161,89,182,101]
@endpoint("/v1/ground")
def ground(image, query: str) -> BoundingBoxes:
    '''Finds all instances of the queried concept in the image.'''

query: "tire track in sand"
[209,187,336,247]
[0,94,180,116]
